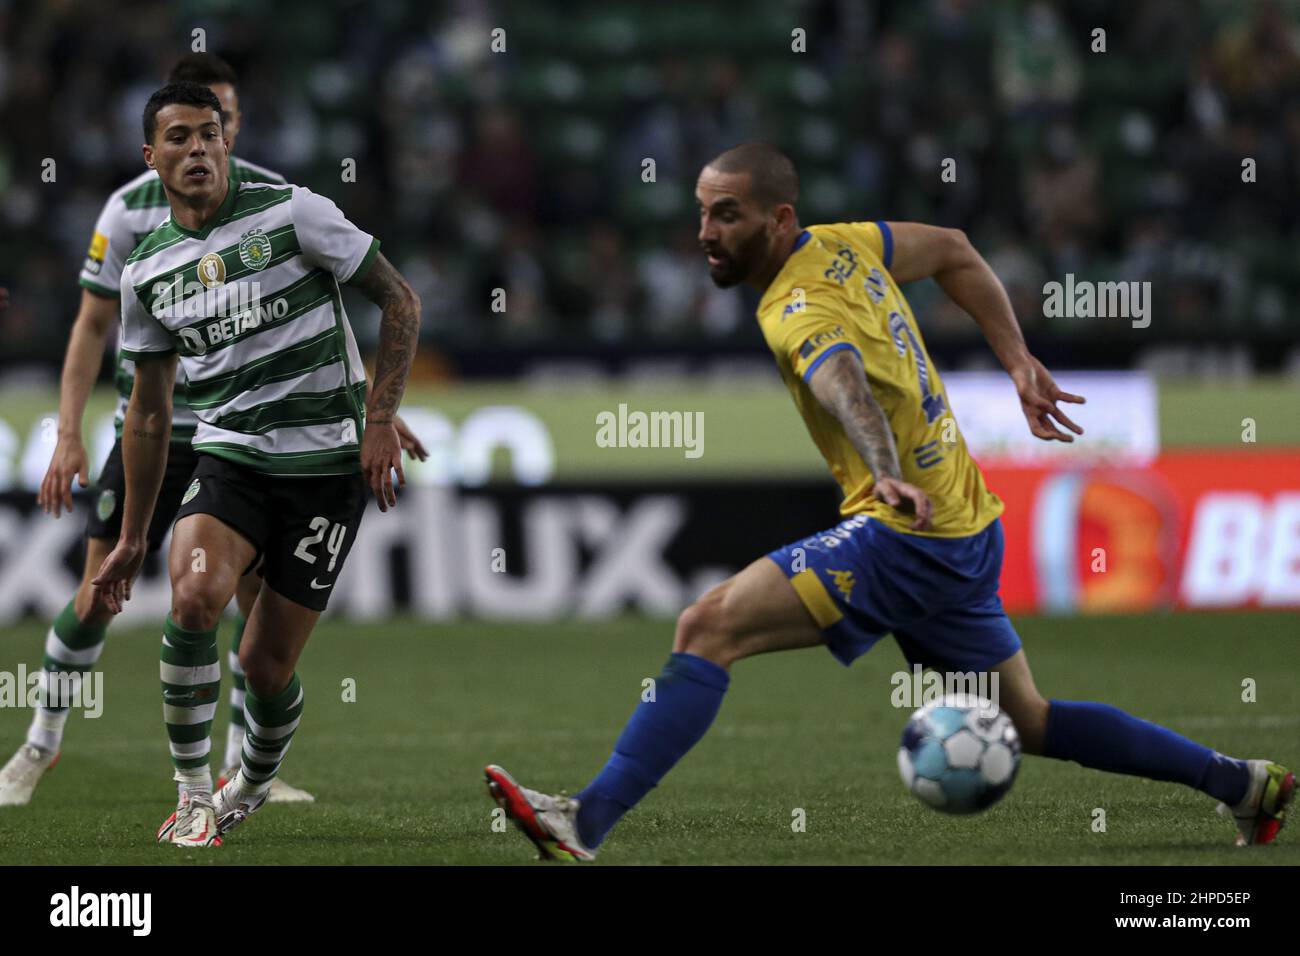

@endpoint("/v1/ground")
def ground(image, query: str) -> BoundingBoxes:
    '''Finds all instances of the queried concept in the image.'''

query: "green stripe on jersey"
[79,277,118,298]
[118,346,176,361]
[352,237,381,283]
[214,384,359,435]
[185,328,342,409]
[120,177,167,211]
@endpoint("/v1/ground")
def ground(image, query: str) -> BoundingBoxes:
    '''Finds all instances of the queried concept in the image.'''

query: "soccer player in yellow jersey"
[485,143,1292,860]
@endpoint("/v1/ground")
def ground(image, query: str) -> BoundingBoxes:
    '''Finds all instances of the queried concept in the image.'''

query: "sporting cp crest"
[239,228,273,271]
[182,479,200,505]
[96,489,116,521]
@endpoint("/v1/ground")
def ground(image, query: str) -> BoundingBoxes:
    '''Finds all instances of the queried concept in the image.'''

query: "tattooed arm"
[885,222,1085,442]
[92,352,176,612]
[806,349,932,530]
[350,252,421,511]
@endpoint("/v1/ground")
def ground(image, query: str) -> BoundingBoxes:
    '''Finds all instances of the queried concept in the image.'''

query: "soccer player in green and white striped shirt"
[0,54,324,808]
[90,81,421,847]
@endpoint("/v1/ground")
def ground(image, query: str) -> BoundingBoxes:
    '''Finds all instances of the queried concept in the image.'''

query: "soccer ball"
[897,694,1021,814]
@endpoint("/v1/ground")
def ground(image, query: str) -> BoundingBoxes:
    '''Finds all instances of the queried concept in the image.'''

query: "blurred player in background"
[486,143,1293,861]
[91,82,420,846]
[0,54,426,810]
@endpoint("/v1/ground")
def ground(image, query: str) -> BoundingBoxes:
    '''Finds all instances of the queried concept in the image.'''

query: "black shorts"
[85,439,200,553]
[172,453,369,611]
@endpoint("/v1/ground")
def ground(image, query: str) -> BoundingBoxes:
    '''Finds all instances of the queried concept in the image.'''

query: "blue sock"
[575,653,730,848]
[1044,700,1250,805]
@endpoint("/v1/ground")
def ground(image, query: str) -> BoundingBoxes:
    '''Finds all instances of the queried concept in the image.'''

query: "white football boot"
[0,744,59,806]
[484,764,596,862]
[1216,759,1295,846]
[214,772,269,838]
[157,790,221,847]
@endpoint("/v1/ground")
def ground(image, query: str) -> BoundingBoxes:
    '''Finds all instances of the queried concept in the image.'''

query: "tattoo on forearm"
[131,428,166,441]
[355,254,419,420]
[809,350,903,481]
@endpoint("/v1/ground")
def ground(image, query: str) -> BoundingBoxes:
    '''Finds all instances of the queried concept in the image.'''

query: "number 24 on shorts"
[294,516,347,571]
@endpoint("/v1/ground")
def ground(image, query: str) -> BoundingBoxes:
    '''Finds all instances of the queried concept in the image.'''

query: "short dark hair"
[167,52,238,90]
[705,143,800,209]
[142,82,223,144]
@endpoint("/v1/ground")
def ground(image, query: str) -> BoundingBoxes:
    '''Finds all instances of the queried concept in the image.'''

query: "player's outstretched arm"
[884,222,1086,443]
[91,354,176,613]
[351,252,421,511]
[807,349,932,531]
[37,289,120,517]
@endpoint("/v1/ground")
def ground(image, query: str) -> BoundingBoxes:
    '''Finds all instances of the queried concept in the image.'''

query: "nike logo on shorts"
[309,578,332,590]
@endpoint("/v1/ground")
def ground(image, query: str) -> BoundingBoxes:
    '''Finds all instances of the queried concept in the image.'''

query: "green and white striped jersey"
[119,180,380,476]
[79,157,286,444]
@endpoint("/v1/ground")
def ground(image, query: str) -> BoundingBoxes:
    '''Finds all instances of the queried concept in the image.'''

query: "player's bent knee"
[673,593,739,667]
[170,577,227,633]
[242,667,289,700]
[240,653,293,700]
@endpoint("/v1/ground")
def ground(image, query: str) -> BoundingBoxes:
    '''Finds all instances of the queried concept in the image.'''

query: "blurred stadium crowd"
[0,0,1298,368]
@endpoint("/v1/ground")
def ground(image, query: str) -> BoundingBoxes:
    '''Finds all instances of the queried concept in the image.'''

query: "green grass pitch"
[0,611,1295,865]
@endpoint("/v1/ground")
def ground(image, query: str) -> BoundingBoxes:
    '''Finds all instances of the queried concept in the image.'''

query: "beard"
[706,224,771,288]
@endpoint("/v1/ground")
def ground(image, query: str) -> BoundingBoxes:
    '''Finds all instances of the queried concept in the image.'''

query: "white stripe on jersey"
[213,360,350,420]
[191,418,360,459]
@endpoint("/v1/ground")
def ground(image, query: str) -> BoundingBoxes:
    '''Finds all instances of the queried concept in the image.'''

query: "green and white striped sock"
[240,674,304,797]
[26,601,108,753]
[223,613,247,770]
[160,616,219,792]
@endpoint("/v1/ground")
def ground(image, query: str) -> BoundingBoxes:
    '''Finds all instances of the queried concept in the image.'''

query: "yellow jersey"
[755,221,1003,538]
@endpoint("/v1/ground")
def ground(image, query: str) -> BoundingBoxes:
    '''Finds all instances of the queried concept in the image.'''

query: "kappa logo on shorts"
[828,568,856,601]
[96,489,116,521]
[181,478,200,505]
